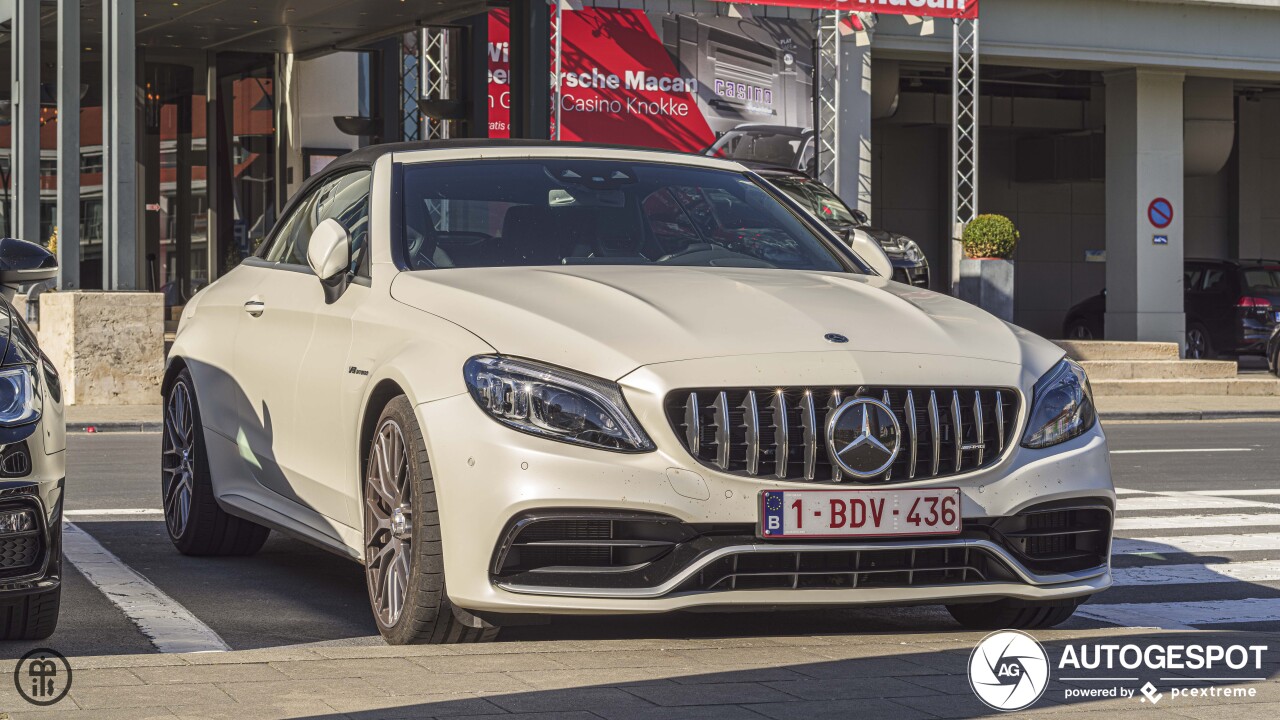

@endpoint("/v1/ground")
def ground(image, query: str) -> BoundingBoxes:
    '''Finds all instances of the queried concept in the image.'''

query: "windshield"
[399,159,852,272]
[765,175,861,227]
[707,130,807,168]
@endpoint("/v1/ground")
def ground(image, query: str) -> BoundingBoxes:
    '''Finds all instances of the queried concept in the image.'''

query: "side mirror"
[844,228,895,279]
[0,237,58,286]
[306,219,352,304]
[306,218,351,282]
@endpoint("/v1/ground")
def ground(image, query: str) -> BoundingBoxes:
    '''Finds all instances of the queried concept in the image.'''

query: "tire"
[947,598,1082,630]
[363,396,498,644]
[1064,321,1095,340]
[0,586,60,640]
[1185,323,1215,359]
[162,368,270,556]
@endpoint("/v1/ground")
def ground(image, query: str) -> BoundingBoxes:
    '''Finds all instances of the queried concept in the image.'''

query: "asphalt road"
[5,420,1280,661]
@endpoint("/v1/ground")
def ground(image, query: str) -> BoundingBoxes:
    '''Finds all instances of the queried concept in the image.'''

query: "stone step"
[1056,340,1181,361]
[1090,378,1280,397]
[1079,360,1238,380]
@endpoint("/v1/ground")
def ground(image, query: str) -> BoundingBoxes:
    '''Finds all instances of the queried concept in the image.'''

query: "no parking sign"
[1148,197,1173,229]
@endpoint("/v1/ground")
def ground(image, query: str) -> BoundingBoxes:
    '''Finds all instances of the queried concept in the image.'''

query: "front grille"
[676,546,1012,593]
[665,386,1019,483]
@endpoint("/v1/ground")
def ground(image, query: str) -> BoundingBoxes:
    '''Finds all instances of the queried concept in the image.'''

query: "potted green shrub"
[958,214,1019,322]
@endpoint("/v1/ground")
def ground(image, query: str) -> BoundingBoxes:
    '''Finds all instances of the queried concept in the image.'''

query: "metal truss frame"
[421,26,452,140]
[815,11,841,186]
[950,17,980,290]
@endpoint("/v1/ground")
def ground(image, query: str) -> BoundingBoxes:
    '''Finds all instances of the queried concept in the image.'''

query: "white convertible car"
[164,142,1113,644]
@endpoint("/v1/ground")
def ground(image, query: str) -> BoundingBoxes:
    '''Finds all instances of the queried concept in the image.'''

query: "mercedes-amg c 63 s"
[164,142,1113,644]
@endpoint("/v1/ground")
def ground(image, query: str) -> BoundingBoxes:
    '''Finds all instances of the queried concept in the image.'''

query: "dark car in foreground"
[0,237,65,639]
[1063,259,1280,358]
[752,166,931,288]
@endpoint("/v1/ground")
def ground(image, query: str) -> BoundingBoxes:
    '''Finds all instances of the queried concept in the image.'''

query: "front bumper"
[0,422,65,596]
[418,387,1113,616]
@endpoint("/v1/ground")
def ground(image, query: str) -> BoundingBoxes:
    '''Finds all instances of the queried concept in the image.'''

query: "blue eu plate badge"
[762,491,785,536]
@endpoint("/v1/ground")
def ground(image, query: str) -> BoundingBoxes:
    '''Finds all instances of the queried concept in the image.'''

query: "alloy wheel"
[365,419,414,628]
[161,381,196,538]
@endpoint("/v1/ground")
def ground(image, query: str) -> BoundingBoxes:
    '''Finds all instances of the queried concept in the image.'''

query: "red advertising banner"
[489,8,815,154]
[715,0,979,20]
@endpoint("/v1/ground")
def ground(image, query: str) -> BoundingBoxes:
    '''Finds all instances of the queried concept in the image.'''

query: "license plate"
[1274,310,1280,323]
[760,488,961,539]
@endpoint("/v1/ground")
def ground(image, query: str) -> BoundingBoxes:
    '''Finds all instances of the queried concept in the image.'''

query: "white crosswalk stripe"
[1114,533,1280,555]
[1115,512,1280,531]
[1083,486,1280,630]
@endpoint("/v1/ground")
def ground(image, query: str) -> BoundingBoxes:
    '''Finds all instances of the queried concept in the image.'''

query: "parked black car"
[751,166,931,288]
[1063,259,1280,358]
[0,237,65,639]
[706,124,815,173]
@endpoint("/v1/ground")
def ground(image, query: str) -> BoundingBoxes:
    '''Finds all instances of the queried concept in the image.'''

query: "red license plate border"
[757,487,964,540]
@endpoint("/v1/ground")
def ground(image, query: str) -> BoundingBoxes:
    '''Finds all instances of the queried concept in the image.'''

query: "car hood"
[390,266,1063,381]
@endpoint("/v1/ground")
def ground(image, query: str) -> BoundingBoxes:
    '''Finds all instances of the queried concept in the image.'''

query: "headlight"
[0,367,39,426]
[463,356,654,452]
[899,237,925,264]
[1021,358,1096,449]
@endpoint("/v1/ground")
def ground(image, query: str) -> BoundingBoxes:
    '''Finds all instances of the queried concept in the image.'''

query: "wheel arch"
[161,355,189,399]
[357,377,412,484]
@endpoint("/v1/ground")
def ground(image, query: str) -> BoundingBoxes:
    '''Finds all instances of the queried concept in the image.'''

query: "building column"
[10,0,39,243]
[1103,69,1185,347]
[835,34,872,217]
[57,0,81,289]
[103,0,138,289]
[508,0,550,139]
[1234,95,1264,260]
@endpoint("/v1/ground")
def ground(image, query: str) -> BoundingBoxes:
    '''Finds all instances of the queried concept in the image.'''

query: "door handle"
[243,300,266,317]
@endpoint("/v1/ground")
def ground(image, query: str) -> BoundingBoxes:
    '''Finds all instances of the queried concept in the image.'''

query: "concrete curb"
[1099,410,1280,421]
[69,421,164,433]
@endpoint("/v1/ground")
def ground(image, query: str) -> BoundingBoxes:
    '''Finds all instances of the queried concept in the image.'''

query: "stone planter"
[959,258,1015,322]
[35,291,164,405]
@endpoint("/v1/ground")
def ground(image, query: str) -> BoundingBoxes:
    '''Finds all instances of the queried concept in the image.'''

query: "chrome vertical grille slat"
[684,392,700,456]
[825,390,843,483]
[711,392,730,471]
[667,385,1019,484]
[973,390,985,466]
[770,391,789,479]
[742,391,761,476]
[950,390,963,472]
[995,390,1005,453]
[800,392,818,481]
[904,390,917,480]
[928,390,941,477]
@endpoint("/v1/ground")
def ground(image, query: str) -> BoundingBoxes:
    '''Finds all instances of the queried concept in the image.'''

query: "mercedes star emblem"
[825,397,901,478]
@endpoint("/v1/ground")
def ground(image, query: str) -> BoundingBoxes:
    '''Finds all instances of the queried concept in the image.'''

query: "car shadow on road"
[266,628,1279,719]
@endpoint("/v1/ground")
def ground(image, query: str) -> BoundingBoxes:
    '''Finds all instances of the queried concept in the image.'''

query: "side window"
[1184,266,1205,293]
[262,170,372,270]
[1201,268,1229,294]
[260,194,313,263]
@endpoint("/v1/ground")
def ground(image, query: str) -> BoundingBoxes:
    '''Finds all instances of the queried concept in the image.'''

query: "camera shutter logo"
[14,648,72,706]
[969,630,1050,711]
